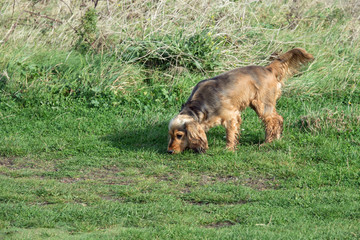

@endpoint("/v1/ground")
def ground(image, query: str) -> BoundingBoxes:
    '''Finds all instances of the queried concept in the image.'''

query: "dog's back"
[182,48,314,121]
[182,65,275,120]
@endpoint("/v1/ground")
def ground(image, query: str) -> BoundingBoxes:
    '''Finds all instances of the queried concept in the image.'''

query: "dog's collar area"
[179,110,199,122]
[179,105,205,123]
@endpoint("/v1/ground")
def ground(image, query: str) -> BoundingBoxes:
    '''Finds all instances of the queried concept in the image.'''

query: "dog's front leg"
[225,115,242,151]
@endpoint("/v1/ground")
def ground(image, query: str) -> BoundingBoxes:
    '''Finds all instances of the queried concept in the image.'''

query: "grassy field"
[0,0,359,239]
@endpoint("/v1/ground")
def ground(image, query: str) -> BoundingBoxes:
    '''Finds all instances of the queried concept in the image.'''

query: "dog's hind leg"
[263,113,283,143]
[224,114,242,150]
[251,100,283,143]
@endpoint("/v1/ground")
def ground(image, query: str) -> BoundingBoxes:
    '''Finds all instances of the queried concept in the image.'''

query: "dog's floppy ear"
[186,121,208,153]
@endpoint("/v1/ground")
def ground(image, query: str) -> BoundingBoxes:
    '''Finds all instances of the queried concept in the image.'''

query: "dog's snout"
[167,149,175,154]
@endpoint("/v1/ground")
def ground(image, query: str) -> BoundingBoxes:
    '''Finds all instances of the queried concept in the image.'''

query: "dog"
[167,48,314,154]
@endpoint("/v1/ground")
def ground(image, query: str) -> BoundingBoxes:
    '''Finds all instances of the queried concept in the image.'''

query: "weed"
[74,8,98,53]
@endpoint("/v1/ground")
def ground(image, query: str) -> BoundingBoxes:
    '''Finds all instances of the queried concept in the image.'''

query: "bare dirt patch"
[0,156,15,166]
[0,158,132,186]
[199,174,279,191]
[204,220,236,228]
[241,177,279,191]
[59,166,133,186]
[0,157,55,171]
[186,199,248,206]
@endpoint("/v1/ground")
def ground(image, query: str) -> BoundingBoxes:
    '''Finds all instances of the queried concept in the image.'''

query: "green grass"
[1,98,359,239]
[1,0,360,239]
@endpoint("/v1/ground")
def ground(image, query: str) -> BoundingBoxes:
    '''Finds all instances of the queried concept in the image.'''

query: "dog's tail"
[266,48,314,82]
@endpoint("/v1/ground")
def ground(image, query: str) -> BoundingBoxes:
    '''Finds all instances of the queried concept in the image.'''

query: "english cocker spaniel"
[168,48,314,154]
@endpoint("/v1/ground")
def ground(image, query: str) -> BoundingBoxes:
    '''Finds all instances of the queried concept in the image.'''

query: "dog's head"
[167,115,208,154]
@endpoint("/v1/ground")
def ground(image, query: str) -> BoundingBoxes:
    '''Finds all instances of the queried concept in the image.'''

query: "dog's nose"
[167,150,174,154]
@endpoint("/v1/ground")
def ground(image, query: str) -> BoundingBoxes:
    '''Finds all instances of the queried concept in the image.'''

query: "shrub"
[74,8,98,53]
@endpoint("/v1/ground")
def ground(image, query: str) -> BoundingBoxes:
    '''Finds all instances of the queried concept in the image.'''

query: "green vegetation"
[0,0,359,239]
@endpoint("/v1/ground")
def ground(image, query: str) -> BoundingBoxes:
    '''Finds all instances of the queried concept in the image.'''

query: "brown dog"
[167,48,314,154]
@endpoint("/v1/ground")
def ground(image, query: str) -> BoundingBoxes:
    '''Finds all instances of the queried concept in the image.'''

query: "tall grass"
[1,0,359,105]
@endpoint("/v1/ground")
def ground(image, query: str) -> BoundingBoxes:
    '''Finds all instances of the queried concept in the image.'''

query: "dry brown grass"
[2,1,358,64]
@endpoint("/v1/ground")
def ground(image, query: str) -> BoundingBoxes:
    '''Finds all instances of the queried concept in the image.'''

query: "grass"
[1,0,360,239]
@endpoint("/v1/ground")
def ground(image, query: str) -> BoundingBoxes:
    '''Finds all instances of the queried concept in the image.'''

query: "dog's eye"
[176,134,183,139]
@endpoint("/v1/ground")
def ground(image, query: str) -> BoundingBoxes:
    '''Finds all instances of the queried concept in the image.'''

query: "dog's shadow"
[207,126,264,147]
[102,121,264,154]
[101,122,169,154]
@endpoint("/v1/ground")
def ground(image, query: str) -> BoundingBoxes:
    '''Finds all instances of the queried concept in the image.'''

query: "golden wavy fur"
[167,48,314,154]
